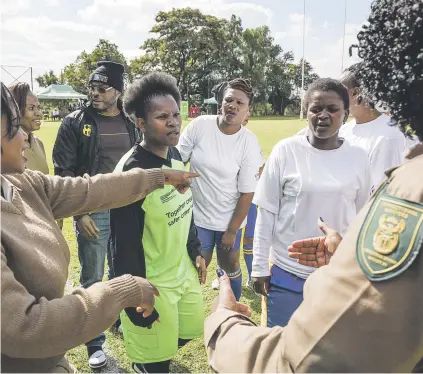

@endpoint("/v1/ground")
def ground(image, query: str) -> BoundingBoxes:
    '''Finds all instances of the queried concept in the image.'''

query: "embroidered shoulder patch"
[357,192,423,281]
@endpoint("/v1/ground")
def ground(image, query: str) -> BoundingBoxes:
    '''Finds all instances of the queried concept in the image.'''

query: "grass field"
[37,117,304,373]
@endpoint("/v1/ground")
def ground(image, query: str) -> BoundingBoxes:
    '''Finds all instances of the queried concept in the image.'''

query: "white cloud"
[42,0,59,6]
[287,13,312,37]
[78,0,273,33]
[1,0,31,15]
[310,23,363,77]
[275,31,287,40]
[1,0,369,87]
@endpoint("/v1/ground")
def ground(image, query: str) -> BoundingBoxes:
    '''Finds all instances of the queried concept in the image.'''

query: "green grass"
[37,117,304,373]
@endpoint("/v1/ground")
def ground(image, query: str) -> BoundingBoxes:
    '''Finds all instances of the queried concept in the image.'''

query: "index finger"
[183,172,200,179]
[217,269,232,291]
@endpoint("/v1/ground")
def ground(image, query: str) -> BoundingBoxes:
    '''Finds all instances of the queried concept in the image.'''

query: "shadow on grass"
[170,360,191,373]
[242,286,262,315]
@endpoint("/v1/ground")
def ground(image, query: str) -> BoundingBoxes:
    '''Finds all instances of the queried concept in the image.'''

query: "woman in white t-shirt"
[339,62,417,188]
[178,78,263,301]
[252,78,372,327]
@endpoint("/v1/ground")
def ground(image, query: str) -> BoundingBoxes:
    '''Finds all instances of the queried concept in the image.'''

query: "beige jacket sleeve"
[1,244,143,358]
[28,168,164,220]
[205,154,423,373]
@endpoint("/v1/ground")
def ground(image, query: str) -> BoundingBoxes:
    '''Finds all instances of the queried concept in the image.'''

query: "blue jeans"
[267,265,305,327]
[75,210,112,348]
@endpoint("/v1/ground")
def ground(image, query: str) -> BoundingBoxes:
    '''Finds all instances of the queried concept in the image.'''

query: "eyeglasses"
[87,85,113,94]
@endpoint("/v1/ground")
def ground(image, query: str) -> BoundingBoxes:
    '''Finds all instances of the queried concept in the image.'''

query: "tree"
[292,59,319,92]
[129,8,320,115]
[35,70,60,87]
[287,59,319,115]
[62,39,130,94]
[266,51,295,115]
[130,8,228,100]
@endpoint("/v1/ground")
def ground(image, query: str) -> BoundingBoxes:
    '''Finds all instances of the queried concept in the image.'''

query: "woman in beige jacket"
[0,82,198,373]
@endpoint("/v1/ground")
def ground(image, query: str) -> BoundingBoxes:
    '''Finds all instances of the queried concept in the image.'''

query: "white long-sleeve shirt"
[298,114,418,189]
[252,135,372,279]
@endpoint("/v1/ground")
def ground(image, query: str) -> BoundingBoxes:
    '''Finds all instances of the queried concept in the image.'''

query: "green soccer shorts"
[121,267,205,364]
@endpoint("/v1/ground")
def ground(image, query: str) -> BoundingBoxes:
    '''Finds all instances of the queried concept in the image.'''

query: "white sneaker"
[212,278,219,290]
[88,349,107,369]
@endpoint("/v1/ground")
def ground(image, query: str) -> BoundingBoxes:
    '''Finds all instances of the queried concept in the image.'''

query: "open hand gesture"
[288,218,342,267]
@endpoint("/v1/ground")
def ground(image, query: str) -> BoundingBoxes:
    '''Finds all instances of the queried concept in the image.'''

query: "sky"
[1,0,373,89]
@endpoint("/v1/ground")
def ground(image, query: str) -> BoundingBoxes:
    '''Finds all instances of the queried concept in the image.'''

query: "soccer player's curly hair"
[353,0,423,140]
[212,78,254,106]
[123,72,181,120]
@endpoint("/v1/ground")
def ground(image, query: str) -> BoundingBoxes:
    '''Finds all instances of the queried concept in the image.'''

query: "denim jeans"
[75,210,112,348]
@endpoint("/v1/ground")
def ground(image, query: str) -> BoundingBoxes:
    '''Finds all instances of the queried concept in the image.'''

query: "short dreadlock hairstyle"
[8,82,32,118]
[1,82,21,139]
[304,78,350,111]
[354,0,423,140]
[123,72,181,120]
[212,78,254,106]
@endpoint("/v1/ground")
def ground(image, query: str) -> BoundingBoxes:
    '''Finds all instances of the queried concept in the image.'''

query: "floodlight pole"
[341,0,347,72]
[299,0,306,120]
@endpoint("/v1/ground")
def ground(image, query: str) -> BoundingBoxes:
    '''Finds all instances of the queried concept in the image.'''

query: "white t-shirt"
[178,115,263,231]
[339,114,406,188]
[252,135,372,279]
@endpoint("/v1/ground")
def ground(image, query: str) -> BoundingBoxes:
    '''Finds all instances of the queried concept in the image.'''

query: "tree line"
[36,8,319,116]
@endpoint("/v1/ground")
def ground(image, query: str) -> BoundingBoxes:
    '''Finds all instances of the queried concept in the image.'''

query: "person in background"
[339,62,415,189]
[205,0,423,371]
[252,78,372,327]
[178,78,263,301]
[52,108,59,121]
[0,81,198,373]
[110,72,207,374]
[8,82,49,175]
[52,61,138,369]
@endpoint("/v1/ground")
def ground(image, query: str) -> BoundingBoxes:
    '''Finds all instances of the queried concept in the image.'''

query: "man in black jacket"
[52,61,138,369]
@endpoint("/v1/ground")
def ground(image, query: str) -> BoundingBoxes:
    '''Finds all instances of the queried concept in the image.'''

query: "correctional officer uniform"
[205,149,423,372]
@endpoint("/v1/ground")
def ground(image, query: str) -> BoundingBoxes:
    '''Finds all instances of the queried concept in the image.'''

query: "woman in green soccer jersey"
[109,72,207,373]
